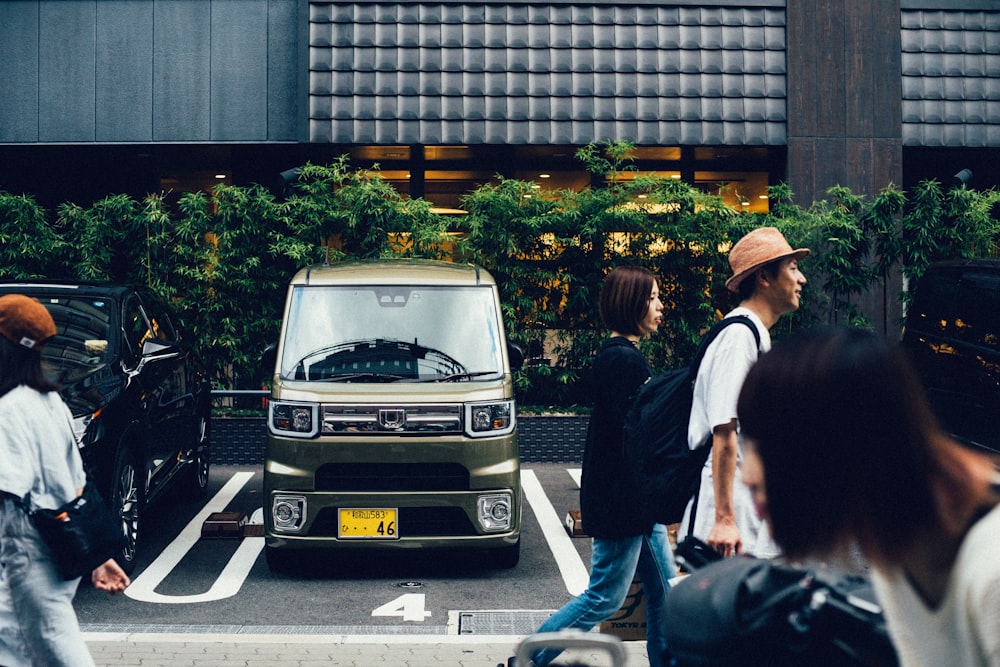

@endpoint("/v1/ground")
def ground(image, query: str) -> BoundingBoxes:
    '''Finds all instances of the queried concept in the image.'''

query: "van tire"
[265,546,302,573]
[493,540,520,569]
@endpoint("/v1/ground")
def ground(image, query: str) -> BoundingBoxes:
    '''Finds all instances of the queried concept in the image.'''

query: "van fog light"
[477,494,512,532]
[272,495,306,532]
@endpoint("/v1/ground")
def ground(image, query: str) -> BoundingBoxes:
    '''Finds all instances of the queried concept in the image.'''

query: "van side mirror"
[261,343,278,381]
[508,343,524,371]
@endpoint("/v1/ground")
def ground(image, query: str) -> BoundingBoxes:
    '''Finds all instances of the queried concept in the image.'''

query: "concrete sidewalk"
[85,632,651,666]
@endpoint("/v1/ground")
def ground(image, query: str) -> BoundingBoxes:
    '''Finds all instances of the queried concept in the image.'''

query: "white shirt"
[0,385,85,510]
[871,503,1000,667]
[680,308,777,556]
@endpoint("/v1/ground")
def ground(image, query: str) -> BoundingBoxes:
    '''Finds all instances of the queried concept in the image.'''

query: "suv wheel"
[111,448,143,575]
[181,415,211,500]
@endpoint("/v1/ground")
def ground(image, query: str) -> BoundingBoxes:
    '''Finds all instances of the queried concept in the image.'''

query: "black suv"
[900,260,1000,456]
[0,282,212,573]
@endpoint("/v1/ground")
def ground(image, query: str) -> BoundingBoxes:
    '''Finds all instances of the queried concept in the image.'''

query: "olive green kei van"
[263,259,523,570]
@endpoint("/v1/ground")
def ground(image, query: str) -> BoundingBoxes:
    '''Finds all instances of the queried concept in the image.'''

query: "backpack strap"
[687,314,761,382]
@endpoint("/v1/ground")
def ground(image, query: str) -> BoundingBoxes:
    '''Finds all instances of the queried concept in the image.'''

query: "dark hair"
[599,266,655,337]
[0,336,59,398]
[737,326,973,563]
[736,257,783,301]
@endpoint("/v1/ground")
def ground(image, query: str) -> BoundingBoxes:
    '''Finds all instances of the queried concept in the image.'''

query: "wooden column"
[786,0,904,335]
[786,0,903,206]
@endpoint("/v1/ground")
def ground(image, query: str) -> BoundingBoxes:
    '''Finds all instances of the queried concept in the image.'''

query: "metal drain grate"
[457,611,554,635]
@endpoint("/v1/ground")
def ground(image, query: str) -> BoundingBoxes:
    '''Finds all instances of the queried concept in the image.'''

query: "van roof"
[292,259,495,287]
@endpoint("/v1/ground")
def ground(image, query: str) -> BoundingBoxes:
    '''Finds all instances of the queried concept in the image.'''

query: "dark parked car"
[900,259,1000,456]
[0,282,212,574]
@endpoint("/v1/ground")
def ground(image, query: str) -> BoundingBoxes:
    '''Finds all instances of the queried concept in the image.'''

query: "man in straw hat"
[679,227,809,559]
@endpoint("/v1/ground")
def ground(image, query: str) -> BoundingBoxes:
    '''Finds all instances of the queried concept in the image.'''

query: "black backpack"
[662,556,898,667]
[623,315,759,526]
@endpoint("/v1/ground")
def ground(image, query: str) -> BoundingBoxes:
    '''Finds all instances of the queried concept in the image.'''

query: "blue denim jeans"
[532,523,676,667]
[0,498,95,667]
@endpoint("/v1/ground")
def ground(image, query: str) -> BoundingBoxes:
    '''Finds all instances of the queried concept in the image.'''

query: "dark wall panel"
[154,1,213,141]
[96,1,154,142]
[786,0,902,206]
[212,0,268,140]
[39,1,96,141]
[268,0,306,141]
[0,2,40,142]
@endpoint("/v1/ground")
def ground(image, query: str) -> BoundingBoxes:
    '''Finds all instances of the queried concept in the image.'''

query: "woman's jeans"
[0,498,95,667]
[532,523,676,667]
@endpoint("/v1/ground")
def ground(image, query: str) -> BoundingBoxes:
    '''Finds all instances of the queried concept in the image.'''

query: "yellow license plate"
[338,508,398,539]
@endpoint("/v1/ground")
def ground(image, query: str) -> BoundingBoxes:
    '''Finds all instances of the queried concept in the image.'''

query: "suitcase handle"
[515,630,627,666]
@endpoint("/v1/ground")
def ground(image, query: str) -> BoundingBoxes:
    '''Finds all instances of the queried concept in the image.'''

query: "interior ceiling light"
[539,174,551,179]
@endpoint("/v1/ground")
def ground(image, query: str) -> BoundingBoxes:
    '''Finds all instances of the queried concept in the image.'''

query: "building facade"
[0,0,996,215]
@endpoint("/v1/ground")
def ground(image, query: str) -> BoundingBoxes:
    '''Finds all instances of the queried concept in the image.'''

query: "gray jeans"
[0,498,95,667]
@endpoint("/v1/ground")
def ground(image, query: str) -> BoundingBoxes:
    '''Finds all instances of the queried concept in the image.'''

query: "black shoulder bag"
[13,414,123,580]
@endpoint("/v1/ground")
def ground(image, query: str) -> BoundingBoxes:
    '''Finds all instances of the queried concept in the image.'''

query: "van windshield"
[279,285,506,382]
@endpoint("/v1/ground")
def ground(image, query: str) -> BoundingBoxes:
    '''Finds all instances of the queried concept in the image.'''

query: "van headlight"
[269,401,319,438]
[465,400,515,437]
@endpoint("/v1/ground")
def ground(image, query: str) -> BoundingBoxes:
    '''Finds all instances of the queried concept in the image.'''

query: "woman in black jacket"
[526,266,676,667]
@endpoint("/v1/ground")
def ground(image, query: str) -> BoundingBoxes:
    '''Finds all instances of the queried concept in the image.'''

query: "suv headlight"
[465,400,515,438]
[269,401,319,438]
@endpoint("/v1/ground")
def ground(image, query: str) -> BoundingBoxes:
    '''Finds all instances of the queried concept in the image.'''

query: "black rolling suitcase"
[662,548,898,667]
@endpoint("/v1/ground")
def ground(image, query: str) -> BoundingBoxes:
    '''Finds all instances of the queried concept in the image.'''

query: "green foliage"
[0,192,67,280]
[1,145,998,408]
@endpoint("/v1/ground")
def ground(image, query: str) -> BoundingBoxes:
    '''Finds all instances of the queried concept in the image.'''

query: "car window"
[908,269,960,335]
[954,270,1000,348]
[141,296,177,341]
[35,295,113,383]
[123,294,154,361]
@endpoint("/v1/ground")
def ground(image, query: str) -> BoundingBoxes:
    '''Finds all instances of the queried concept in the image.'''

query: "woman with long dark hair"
[0,294,130,666]
[737,326,1000,666]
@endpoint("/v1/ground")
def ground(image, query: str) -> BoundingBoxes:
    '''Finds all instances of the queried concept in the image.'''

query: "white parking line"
[125,472,262,604]
[520,469,589,596]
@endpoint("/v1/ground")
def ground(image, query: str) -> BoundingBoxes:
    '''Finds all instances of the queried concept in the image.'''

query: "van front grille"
[321,404,463,435]
[315,462,470,492]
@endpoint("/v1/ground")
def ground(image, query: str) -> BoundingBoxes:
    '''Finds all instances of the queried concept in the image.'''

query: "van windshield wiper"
[313,372,411,383]
[419,371,501,382]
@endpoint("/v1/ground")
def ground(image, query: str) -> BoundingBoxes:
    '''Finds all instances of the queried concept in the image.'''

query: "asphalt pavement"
[83,421,651,666]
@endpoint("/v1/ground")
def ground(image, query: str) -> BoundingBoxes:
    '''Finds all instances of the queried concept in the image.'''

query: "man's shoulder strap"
[688,315,761,380]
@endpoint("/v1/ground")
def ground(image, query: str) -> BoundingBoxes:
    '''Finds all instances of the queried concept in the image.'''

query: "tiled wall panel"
[309,2,788,145]
[902,9,1000,147]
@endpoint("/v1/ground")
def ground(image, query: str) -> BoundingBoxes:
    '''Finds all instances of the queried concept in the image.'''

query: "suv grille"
[321,404,462,435]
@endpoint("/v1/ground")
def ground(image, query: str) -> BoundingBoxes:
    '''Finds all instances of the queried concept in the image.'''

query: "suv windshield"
[34,295,114,383]
[279,285,505,382]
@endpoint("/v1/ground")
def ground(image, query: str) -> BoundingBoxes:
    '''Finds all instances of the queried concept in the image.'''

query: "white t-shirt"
[680,308,777,556]
[871,503,1000,667]
[0,385,85,511]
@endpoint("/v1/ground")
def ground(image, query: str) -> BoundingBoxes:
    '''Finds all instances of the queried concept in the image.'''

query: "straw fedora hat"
[725,227,810,293]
